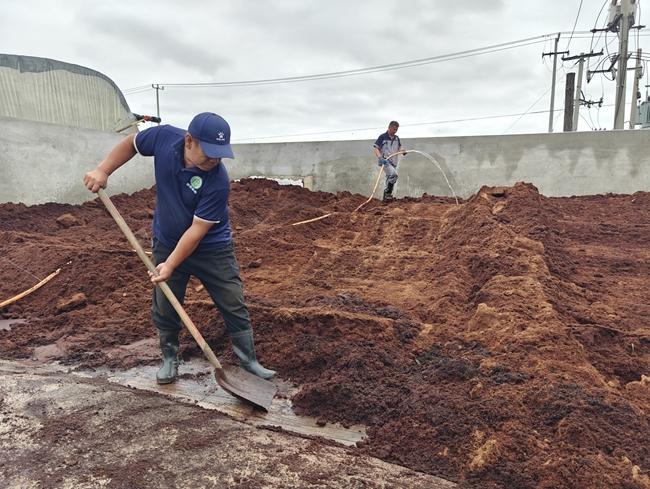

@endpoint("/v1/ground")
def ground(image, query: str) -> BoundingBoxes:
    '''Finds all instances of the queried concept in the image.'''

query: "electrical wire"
[122,31,595,92]
[121,31,650,95]
[160,38,552,88]
[554,109,565,128]
[503,70,569,134]
[588,1,611,73]
[565,0,586,52]
[0,256,41,282]
[579,107,595,130]
[119,21,649,139]
[230,99,620,142]
[233,109,565,142]
[122,85,155,95]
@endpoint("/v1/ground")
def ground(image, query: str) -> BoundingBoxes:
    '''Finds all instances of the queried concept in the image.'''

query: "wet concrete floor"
[93,358,367,446]
[0,360,457,488]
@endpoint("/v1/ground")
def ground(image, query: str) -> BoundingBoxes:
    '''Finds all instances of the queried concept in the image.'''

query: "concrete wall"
[228,131,650,200]
[2,115,650,206]
[0,116,153,206]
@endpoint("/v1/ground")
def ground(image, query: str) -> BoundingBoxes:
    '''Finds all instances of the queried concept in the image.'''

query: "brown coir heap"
[1,178,650,488]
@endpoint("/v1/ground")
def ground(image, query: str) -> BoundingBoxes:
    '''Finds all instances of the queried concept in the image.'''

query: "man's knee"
[150,308,183,332]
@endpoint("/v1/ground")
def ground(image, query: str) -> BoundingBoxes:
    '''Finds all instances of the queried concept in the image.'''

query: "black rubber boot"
[230,329,276,380]
[383,183,395,201]
[156,329,179,384]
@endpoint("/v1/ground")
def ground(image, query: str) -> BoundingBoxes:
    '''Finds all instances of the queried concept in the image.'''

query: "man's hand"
[379,158,387,165]
[149,218,213,285]
[83,169,109,193]
[83,134,137,193]
[149,262,173,284]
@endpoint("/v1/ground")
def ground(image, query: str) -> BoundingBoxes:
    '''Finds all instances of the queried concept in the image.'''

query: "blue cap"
[188,112,235,159]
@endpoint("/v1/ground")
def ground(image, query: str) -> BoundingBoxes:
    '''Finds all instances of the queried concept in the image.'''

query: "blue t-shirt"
[134,125,232,252]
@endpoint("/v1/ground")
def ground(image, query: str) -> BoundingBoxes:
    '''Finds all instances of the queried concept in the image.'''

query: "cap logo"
[217,132,225,142]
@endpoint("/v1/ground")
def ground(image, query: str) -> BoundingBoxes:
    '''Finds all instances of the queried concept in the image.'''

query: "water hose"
[354,151,406,212]
[292,213,332,226]
[0,268,61,308]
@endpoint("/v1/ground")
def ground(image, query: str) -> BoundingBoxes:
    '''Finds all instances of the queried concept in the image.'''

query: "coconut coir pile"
[2,178,650,488]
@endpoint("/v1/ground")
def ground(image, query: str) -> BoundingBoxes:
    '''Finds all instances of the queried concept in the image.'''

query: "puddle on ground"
[85,359,367,446]
[5,335,367,446]
[0,319,26,331]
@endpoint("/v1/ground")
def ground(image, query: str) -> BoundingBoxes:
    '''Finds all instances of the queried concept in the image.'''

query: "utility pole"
[573,53,585,131]
[614,0,633,129]
[542,34,568,133]
[562,52,603,131]
[564,72,575,132]
[152,84,164,125]
[628,48,643,129]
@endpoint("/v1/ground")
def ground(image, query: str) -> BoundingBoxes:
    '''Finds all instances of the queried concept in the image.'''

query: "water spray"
[402,150,459,205]
[354,150,459,213]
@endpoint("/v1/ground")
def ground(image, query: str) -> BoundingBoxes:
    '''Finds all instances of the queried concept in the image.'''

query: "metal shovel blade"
[216,365,277,412]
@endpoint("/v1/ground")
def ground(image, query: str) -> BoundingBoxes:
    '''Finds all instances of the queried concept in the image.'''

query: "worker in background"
[83,112,276,384]
[373,121,404,201]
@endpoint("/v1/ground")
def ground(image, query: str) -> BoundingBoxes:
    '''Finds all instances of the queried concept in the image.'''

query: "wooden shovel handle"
[97,188,223,370]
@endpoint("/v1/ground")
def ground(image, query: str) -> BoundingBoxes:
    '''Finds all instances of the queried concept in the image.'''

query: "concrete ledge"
[2,115,650,205]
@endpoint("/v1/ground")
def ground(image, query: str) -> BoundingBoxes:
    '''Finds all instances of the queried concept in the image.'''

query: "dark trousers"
[150,238,250,333]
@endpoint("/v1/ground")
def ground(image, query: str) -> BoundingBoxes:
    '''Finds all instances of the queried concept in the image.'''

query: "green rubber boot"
[230,329,276,380]
[156,329,179,384]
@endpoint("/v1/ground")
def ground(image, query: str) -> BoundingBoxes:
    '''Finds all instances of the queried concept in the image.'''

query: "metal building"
[0,54,137,134]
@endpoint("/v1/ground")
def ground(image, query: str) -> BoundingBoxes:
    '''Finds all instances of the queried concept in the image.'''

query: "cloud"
[0,0,638,140]
[75,6,230,78]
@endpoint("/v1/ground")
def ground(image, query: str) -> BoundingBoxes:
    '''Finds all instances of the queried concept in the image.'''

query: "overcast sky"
[2,0,649,143]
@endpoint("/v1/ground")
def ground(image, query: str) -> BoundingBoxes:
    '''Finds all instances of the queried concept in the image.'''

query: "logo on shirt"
[217,132,225,141]
[186,176,203,194]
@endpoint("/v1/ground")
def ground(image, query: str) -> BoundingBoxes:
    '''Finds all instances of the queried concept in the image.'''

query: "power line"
[503,77,561,134]
[123,31,597,92]
[122,85,155,95]
[234,102,619,142]
[565,0,586,52]
[159,38,550,87]
[232,108,579,142]
[121,33,650,95]
[121,24,643,138]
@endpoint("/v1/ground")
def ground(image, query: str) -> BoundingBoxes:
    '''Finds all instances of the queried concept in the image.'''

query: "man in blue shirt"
[83,112,275,384]
[373,121,404,201]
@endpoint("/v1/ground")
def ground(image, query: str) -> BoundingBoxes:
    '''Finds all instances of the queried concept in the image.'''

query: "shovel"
[97,188,277,411]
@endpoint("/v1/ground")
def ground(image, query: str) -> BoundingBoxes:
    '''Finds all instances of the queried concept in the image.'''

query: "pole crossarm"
[562,51,603,62]
[542,50,569,58]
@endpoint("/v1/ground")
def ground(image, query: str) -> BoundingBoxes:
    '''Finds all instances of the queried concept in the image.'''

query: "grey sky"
[2,1,647,142]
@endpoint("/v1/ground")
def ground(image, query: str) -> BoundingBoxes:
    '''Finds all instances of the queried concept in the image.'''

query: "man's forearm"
[165,231,203,272]
[97,134,138,176]
[165,219,214,272]
[84,134,138,192]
